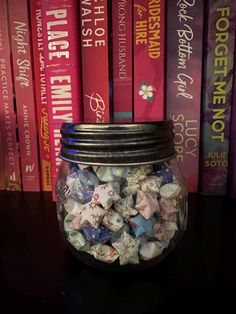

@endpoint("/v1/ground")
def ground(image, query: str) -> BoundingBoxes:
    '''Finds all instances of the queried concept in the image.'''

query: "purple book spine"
[166,0,204,192]
[200,0,236,195]
[228,41,236,198]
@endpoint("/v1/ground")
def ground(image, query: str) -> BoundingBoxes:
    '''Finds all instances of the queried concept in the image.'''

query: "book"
[200,0,236,195]
[42,0,83,200]
[0,0,22,191]
[228,37,236,198]
[80,0,110,123]
[112,0,133,122]
[166,0,204,192]
[0,129,5,190]
[30,0,52,191]
[8,0,40,191]
[133,0,165,122]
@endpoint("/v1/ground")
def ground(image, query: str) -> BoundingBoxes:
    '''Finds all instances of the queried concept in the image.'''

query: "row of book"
[0,0,236,200]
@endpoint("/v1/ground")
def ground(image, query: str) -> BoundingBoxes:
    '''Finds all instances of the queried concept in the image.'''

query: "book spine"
[0,0,21,191]
[80,0,110,123]
[200,0,236,195]
[30,0,52,191]
[8,0,40,191]
[133,0,165,122]
[42,0,83,200]
[112,0,133,122]
[228,37,236,198]
[166,0,204,193]
[0,129,5,190]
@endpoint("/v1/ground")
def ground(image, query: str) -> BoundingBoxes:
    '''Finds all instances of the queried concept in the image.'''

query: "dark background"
[0,191,236,313]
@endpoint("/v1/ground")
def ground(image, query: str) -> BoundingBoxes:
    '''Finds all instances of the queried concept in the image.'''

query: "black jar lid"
[60,121,175,165]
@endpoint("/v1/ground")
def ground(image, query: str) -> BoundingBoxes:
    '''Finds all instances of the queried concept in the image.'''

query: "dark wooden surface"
[0,191,236,313]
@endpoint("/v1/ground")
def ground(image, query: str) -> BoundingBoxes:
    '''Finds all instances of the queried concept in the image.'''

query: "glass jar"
[56,121,188,270]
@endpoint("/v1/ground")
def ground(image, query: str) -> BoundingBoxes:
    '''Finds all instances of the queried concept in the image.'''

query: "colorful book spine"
[133,0,165,122]
[80,0,110,123]
[228,39,236,198]
[8,0,41,191]
[112,0,133,122]
[30,0,52,191]
[42,0,83,200]
[200,0,236,195]
[166,0,204,193]
[0,0,22,191]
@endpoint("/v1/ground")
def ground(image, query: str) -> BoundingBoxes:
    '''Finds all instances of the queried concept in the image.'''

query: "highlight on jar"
[56,122,188,269]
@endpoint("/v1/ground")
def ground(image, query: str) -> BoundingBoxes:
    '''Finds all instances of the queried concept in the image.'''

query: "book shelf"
[1,0,235,198]
[1,1,236,310]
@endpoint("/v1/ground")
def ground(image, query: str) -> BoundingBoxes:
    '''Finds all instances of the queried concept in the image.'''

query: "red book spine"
[112,0,133,122]
[30,0,52,191]
[0,129,5,190]
[8,0,40,191]
[42,0,83,200]
[133,0,165,122]
[0,0,21,191]
[80,0,110,123]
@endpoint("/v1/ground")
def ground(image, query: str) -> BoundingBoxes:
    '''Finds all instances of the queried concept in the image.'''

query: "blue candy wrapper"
[154,164,173,185]
[72,185,94,204]
[129,214,157,237]
[83,225,112,244]
[110,223,130,243]
[78,168,100,187]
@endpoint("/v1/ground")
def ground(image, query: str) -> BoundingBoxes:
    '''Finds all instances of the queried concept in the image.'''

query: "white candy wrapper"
[68,230,90,251]
[90,244,119,263]
[140,176,162,193]
[70,202,106,229]
[112,232,141,265]
[135,190,159,219]
[139,241,164,260]
[114,195,138,221]
[127,167,148,186]
[102,209,124,232]
[92,182,121,209]
[64,198,81,216]
[96,166,115,182]
[122,184,140,196]
[160,183,181,199]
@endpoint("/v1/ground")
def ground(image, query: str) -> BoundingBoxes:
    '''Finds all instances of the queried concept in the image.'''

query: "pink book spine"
[80,0,110,123]
[42,0,83,200]
[133,0,165,122]
[8,0,40,191]
[0,0,22,191]
[112,0,133,122]
[30,0,52,192]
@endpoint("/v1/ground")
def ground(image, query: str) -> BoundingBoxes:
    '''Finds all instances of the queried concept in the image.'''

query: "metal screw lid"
[60,121,175,166]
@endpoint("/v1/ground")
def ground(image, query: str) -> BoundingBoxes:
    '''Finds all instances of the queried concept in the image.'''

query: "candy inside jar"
[56,122,188,270]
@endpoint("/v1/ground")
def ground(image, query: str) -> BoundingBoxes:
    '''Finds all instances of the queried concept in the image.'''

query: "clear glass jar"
[56,122,188,270]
